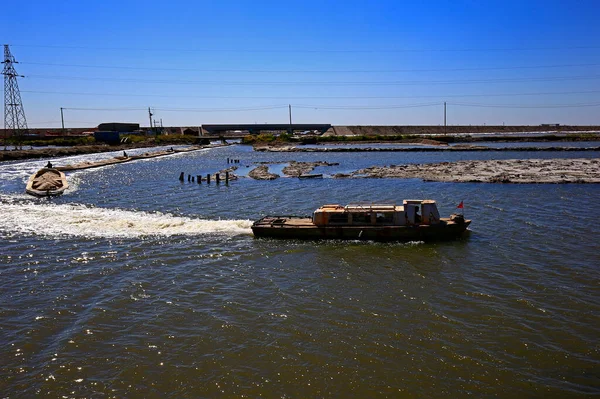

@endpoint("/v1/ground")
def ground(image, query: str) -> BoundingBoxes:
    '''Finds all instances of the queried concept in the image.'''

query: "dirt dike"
[0,144,160,162]
[352,158,600,184]
[254,144,600,152]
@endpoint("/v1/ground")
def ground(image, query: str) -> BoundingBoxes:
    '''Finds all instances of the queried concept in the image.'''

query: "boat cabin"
[312,200,441,227]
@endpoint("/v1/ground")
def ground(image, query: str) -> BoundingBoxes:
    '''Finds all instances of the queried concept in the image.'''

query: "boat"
[252,200,471,242]
[25,168,69,197]
[298,173,323,179]
[55,155,130,171]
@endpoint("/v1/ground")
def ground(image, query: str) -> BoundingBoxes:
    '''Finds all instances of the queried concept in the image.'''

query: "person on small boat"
[46,161,52,168]
[123,151,128,157]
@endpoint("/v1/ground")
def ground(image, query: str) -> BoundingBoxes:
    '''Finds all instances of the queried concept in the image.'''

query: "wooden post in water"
[187,174,191,182]
[179,172,184,182]
[216,173,220,184]
[225,171,229,184]
[197,175,201,184]
[206,174,211,184]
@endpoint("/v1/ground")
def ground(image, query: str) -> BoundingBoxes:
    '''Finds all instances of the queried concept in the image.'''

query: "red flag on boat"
[457,201,464,209]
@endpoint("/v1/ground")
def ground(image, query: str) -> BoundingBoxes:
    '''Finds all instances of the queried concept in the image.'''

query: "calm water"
[1,145,599,398]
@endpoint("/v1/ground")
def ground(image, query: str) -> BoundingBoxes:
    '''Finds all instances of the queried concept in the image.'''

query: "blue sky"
[2,0,600,128]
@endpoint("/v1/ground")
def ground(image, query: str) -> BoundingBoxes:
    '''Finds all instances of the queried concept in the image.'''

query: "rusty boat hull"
[252,216,471,242]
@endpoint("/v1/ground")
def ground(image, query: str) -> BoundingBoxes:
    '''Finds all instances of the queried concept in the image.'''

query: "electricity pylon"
[2,44,28,149]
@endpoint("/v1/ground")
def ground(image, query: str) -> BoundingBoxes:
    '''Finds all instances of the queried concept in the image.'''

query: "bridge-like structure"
[201,124,331,137]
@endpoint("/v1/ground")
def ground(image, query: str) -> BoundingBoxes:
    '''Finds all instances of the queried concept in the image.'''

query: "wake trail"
[0,197,252,239]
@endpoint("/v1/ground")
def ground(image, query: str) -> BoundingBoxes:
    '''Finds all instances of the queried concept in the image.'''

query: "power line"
[11,43,600,53]
[155,103,442,111]
[27,121,62,125]
[25,74,600,86]
[155,105,290,112]
[61,107,146,111]
[292,103,442,110]
[18,61,600,74]
[55,102,600,112]
[20,89,600,100]
[63,105,290,112]
[449,102,600,109]
[28,120,96,125]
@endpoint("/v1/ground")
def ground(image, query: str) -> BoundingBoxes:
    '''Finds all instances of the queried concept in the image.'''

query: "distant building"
[97,122,140,132]
[160,127,200,136]
[182,128,200,136]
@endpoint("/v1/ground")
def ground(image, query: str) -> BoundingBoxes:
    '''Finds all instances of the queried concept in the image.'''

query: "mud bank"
[248,165,279,180]
[281,161,339,177]
[51,146,208,171]
[255,145,600,153]
[353,158,600,184]
[0,144,161,162]
[247,161,339,179]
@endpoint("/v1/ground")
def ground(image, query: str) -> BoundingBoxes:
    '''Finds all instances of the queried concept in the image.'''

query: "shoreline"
[255,145,600,152]
[0,143,167,162]
[3,134,600,162]
[55,146,211,171]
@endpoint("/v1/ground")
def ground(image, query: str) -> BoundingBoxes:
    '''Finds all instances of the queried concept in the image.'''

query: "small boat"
[25,168,69,197]
[298,173,323,179]
[252,200,471,242]
[55,155,130,171]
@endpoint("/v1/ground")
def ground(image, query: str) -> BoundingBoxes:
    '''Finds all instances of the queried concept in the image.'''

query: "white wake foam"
[0,198,253,239]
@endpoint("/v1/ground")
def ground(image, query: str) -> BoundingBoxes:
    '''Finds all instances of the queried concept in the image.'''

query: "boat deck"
[254,216,314,227]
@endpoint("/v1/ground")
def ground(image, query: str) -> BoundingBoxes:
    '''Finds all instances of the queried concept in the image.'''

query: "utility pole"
[60,107,65,134]
[2,45,28,150]
[444,102,447,135]
[148,107,153,135]
[288,104,292,134]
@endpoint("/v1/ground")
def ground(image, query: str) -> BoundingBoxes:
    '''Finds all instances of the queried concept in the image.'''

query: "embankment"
[0,144,154,162]
[330,125,600,136]
[256,145,600,152]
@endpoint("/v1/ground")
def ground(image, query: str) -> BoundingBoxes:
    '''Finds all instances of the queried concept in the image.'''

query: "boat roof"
[316,200,437,213]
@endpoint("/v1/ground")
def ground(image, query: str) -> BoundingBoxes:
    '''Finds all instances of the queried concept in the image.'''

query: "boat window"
[328,213,348,224]
[375,212,394,224]
[352,213,371,224]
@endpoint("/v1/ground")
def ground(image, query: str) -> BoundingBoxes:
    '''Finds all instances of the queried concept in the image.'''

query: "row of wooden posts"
[179,171,230,184]
[227,158,241,164]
